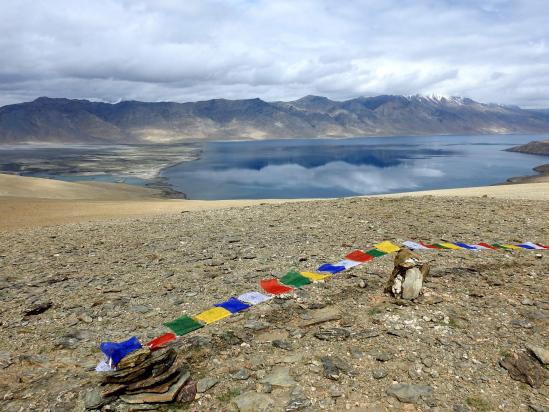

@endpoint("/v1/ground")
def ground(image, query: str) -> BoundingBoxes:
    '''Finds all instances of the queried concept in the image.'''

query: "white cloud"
[185,161,445,195]
[0,0,548,107]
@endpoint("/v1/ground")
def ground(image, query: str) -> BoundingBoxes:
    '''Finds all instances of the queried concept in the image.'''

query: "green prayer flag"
[365,248,386,257]
[280,271,312,288]
[491,243,510,250]
[432,243,451,250]
[164,316,203,336]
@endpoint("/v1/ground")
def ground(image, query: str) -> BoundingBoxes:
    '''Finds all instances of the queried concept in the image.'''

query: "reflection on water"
[163,134,548,199]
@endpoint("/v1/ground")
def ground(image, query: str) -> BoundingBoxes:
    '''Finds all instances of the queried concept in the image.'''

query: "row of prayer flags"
[156,239,546,344]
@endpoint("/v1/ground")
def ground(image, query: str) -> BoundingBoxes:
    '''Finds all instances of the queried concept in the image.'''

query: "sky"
[1,0,548,108]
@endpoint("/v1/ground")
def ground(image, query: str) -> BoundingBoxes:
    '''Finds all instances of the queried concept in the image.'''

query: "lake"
[161,134,548,199]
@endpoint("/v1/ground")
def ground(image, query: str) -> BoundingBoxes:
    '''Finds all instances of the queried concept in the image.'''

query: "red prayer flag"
[345,250,374,262]
[260,278,294,295]
[147,332,176,350]
[477,242,498,250]
[420,241,442,250]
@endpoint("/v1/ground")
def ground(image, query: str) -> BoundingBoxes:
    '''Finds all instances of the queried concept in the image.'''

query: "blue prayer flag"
[317,263,346,274]
[517,244,535,249]
[100,336,142,367]
[453,242,477,250]
[214,297,251,313]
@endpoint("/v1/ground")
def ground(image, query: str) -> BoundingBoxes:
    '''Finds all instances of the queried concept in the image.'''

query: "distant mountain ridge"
[1,94,549,144]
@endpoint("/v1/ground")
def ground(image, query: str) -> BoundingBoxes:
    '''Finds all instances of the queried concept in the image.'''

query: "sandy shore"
[1,173,548,230]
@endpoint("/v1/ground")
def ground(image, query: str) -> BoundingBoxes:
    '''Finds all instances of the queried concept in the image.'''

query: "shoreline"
[505,163,549,184]
[1,172,548,231]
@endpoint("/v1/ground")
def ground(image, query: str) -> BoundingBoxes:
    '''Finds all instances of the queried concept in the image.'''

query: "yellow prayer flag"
[438,242,463,250]
[300,271,332,281]
[373,241,401,254]
[193,307,231,324]
[502,244,521,250]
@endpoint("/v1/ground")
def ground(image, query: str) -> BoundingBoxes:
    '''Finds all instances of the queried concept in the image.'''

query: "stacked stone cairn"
[98,346,196,406]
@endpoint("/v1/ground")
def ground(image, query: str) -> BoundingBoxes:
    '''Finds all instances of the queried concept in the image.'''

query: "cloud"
[0,0,548,107]
[182,161,445,197]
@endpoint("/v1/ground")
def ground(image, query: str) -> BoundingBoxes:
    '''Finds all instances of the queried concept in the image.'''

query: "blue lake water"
[162,134,549,199]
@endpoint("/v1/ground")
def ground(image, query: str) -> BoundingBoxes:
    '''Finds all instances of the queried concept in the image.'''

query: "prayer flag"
[345,250,374,262]
[518,242,544,250]
[453,242,478,250]
[317,263,346,274]
[260,278,294,295]
[432,243,452,249]
[280,271,312,288]
[365,249,386,257]
[492,243,510,250]
[300,271,332,281]
[147,333,176,351]
[420,242,443,250]
[476,242,498,250]
[501,244,522,250]
[334,259,361,269]
[536,243,549,249]
[402,241,428,250]
[438,242,463,250]
[237,291,272,305]
[214,297,250,314]
[100,336,142,367]
[164,316,204,336]
[194,307,232,324]
[374,241,401,253]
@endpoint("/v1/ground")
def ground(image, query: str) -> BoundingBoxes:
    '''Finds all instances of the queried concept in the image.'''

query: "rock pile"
[89,347,196,409]
[386,248,430,300]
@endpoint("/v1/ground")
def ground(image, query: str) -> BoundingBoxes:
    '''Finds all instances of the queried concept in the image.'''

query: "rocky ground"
[0,195,548,411]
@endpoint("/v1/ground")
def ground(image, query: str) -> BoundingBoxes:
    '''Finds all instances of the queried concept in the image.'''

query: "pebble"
[261,366,296,387]
[372,369,388,379]
[230,368,251,380]
[233,392,274,412]
[386,383,433,404]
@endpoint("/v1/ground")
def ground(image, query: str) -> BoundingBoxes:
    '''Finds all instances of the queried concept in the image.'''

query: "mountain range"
[1,95,549,144]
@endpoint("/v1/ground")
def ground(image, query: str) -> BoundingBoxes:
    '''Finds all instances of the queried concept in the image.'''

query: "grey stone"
[321,356,351,380]
[527,344,549,365]
[230,368,251,380]
[272,340,292,351]
[370,350,393,362]
[500,352,545,388]
[129,305,152,314]
[372,369,388,379]
[83,387,113,410]
[386,383,433,404]
[314,328,350,341]
[233,392,274,412]
[197,377,218,393]
[261,366,296,387]
[0,352,12,369]
[24,300,52,316]
[245,320,270,331]
[329,384,343,397]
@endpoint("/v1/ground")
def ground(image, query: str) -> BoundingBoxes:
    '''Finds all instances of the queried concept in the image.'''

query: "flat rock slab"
[300,307,341,327]
[261,366,296,387]
[233,392,275,412]
[321,356,352,381]
[119,371,190,404]
[527,345,549,365]
[117,348,151,370]
[386,383,433,404]
[126,355,186,392]
[314,328,351,341]
[103,348,176,384]
[197,377,219,393]
[500,352,546,388]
